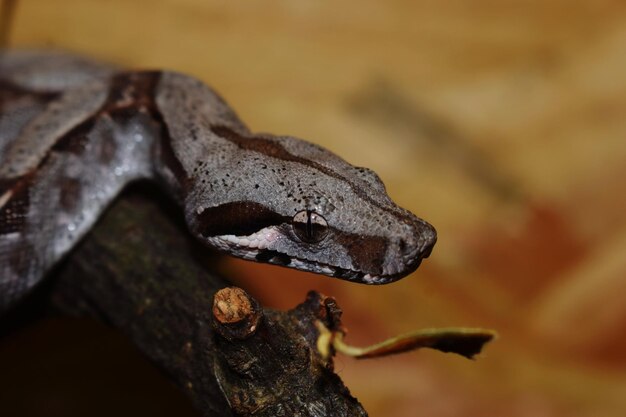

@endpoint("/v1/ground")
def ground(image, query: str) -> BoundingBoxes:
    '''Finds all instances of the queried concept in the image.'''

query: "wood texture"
[35,189,366,417]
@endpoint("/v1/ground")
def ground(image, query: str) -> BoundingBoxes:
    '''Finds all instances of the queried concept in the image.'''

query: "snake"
[0,50,436,310]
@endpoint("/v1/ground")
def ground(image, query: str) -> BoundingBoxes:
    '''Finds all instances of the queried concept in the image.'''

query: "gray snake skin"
[0,50,436,310]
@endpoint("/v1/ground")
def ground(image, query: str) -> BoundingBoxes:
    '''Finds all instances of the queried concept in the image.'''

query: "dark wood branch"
[46,190,367,417]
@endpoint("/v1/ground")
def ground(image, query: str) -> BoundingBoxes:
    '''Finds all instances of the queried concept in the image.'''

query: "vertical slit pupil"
[306,209,313,238]
[292,209,328,243]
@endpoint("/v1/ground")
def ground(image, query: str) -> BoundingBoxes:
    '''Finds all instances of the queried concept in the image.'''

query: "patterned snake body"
[0,51,436,309]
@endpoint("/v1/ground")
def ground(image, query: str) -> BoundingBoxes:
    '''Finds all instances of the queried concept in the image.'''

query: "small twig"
[316,320,496,360]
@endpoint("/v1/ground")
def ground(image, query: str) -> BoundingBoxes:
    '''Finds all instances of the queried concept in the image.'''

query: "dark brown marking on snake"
[78,71,188,193]
[49,118,95,156]
[20,71,177,189]
[100,71,191,193]
[146,98,192,193]
[211,126,298,161]
[43,72,161,159]
[211,125,418,228]
[196,201,289,237]
[103,71,161,114]
[153,112,190,193]
[333,231,388,276]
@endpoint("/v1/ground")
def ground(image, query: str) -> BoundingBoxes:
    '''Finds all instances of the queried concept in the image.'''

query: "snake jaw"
[206,230,414,285]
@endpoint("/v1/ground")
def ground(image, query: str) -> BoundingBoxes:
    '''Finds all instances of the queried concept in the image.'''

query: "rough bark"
[43,188,367,417]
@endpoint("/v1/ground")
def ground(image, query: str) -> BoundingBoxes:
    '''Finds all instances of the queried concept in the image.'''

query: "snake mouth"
[205,219,436,285]
[207,232,433,285]
[330,263,419,284]
[252,248,428,284]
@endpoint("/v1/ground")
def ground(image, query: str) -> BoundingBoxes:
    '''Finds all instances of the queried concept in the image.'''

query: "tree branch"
[48,189,367,417]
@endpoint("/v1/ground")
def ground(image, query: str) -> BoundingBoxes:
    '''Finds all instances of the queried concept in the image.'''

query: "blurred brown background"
[1,0,626,416]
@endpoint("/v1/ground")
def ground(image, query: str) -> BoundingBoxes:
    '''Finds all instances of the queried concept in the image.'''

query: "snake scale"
[0,50,436,310]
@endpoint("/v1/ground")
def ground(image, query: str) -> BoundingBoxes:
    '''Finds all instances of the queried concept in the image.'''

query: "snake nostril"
[399,238,407,252]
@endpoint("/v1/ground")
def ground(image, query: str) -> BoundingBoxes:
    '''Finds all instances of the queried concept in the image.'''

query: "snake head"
[186,129,436,284]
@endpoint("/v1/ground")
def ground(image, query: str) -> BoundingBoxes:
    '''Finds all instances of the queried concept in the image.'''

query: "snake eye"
[292,210,328,243]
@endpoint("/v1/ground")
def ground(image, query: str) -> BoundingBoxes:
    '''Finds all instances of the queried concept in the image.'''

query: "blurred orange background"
[1,1,625,416]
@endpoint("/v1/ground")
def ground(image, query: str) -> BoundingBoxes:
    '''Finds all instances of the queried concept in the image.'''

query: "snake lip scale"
[205,202,437,284]
[211,229,436,285]
[0,50,437,308]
